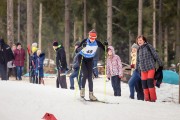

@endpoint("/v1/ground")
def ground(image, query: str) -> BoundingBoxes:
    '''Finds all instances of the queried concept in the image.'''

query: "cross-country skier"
[77,29,108,101]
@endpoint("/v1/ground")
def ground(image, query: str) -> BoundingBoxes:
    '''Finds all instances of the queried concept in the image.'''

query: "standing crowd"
[0,31,163,102]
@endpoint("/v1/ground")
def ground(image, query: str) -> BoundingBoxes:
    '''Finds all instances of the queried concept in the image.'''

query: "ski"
[81,97,119,104]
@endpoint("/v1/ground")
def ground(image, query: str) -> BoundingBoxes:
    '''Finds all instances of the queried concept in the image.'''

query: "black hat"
[53,41,58,46]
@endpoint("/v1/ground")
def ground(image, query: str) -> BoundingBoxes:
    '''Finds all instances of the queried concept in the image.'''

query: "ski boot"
[89,92,97,101]
[80,88,85,98]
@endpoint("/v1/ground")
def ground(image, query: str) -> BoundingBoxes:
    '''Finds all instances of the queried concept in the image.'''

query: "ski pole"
[75,42,87,96]
[75,55,84,96]
[104,45,107,100]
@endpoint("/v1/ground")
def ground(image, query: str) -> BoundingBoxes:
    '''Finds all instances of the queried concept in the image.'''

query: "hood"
[108,46,115,56]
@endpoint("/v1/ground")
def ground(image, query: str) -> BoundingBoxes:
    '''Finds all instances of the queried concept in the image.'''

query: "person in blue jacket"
[35,49,45,85]
[77,29,108,101]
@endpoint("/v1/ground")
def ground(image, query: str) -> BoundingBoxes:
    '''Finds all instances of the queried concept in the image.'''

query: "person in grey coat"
[136,35,163,102]
[69,41,82,90]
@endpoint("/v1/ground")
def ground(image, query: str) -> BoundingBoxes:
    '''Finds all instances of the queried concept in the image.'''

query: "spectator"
[69,41,82,90]
[35,49,45,85]
[128,43,144,100]
[106,46,123,96]
[14,42,26,80]
[0,38,14,80]
[53,41,68,89]
[30,42,38,83]
[7,44,17,80]
[136,35,163,102]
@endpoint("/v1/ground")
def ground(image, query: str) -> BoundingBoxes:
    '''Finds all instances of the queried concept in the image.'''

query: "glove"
[131,64,135,68]
[104,41,108,46]
[82,42,87,47]
[119,76,123,79]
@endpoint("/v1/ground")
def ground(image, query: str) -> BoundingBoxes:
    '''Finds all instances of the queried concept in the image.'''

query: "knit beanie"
[131,43,139,49]
[32,42,38,47]
[32,47,38,53]
[53,41,58,46]
[88,29,97,40]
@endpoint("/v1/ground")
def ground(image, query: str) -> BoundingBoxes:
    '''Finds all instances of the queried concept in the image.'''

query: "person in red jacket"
[14,42,26,80]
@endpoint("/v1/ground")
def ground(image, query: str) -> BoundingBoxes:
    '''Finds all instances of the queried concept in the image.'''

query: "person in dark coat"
[7,44,17,80]
[35,49,45,85]
[0,38,14,80]
[53,41,68,89]
[69,41,82,90]
[14,42,26,80]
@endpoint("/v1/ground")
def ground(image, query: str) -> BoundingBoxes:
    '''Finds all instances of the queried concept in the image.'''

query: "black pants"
[135,79,144,100]
[56,69,67,89]
[0,62,8,80]
[8,67,17,80]
[111,75,121,96]
[79,55,93,92]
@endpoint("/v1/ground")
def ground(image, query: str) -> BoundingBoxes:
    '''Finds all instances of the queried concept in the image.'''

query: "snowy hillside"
[0,77,180,120]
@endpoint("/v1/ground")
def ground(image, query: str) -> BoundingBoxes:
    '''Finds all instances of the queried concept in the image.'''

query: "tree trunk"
[158,0,163,58]
[107,0,112,45]
[27,0,33,72]
[164,27,168,68]
[129,31,133,64]
[138,0,143,36]
[83,0,87,39]
[38,3,42,50]
[73,17,77,42]
[175,0,180,104]
[65,0,70,67]
[18,0,20,42]
[48,43,51,68]
[7,0,14,46]
[176,0,180,63]
[153,0,156,48]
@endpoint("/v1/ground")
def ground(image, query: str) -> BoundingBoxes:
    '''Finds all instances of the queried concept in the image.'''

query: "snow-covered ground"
[0,76,180,120]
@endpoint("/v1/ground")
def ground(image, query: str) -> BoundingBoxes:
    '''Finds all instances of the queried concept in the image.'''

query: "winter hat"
[53,41,58,46]
[88,29,97,40]
[131,43,139,49]
[32,47,38,53]
[75,41,80,46]
[32,42,38,47]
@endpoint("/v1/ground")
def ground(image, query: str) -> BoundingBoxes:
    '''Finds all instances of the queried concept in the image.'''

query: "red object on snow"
[42,113,57,120]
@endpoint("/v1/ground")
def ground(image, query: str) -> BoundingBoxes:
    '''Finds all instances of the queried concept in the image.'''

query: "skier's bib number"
[82,46,98,55]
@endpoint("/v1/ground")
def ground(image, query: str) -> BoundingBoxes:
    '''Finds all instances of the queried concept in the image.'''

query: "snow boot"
[89,92,97,101]
[80,88,85,98]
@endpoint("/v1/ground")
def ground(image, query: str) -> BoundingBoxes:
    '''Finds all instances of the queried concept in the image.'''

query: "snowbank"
[0,78,180,120]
